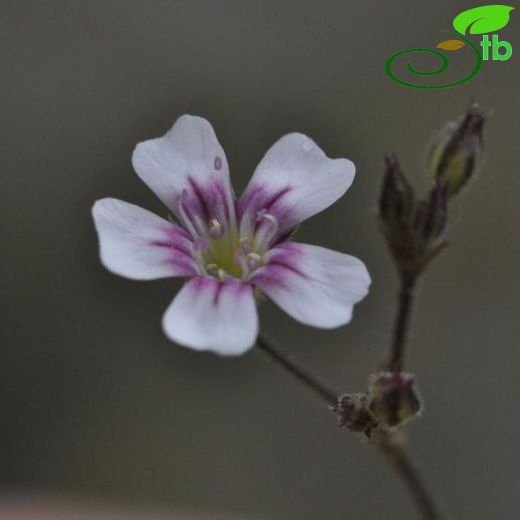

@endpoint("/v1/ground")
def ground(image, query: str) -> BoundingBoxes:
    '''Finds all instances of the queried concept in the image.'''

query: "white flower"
[92,115,371,355]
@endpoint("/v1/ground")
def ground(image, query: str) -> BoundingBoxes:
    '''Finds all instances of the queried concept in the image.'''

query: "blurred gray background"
[2,1,519,518]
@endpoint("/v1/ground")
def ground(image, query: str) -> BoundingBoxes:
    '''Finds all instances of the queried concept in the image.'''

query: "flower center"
[193,212,279,281]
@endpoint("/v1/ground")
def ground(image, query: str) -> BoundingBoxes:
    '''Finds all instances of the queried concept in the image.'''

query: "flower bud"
[427,104,486,197]
[331,393,376,435]
[412,181,447,245]
[379,153,414,232]
[367,372,423,430]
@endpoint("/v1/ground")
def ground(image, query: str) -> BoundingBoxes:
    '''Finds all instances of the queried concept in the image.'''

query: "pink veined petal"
[250,242,370,328]
[131,115,236,237]
[162,277,259,355]
[92,198,198,280]
[238,133,355,239]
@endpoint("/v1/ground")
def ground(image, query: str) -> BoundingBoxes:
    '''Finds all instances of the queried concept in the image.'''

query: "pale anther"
[239,236,252,254]
[254,212,279,252]
[206,263,219,274]
[208,218,224,239]
[258,212,279,232]
[246,252,262,270]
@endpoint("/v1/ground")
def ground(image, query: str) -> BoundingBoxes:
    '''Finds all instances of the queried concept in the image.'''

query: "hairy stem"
[256,334,337,404]
[387,274,417,372]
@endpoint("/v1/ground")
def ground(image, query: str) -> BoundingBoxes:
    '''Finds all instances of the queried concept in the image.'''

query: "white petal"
[92,198,197,280]
[251,242,370,328]
[163,277,259,355]
[238,133,355,236]
[131,115,235,230]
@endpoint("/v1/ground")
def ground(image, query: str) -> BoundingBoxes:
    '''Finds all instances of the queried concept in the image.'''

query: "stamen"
[233,249,249,280]
[259,213,278,230]
[246,252,262,271]
[178,192,220,258]
[206,263,231,282]
[239,236,252,254]
[254,212,279,253]
[177,190,200,240]
[208,218,224,239]
[206,263,219,275]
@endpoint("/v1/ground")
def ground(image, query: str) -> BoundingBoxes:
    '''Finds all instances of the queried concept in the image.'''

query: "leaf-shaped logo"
[453,5,514,35]
[437,39,466,51]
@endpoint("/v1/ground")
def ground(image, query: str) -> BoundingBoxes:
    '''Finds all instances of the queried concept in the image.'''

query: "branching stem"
[257,333,442,520]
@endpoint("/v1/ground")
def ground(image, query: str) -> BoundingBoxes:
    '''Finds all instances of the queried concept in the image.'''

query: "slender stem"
[387,273,417,372]
[377,436,441,520]
[256,335,337,404]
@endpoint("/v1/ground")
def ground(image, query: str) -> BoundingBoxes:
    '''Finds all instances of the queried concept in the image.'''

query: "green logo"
[386,5,514,89]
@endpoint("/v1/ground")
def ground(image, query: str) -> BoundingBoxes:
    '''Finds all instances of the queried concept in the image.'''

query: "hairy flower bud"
[367,372,422,430]
[332,393,377,435]
[427,104,486,197]
[379,153,414,232]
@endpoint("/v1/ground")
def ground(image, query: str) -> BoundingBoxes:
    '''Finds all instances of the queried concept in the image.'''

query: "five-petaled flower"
[92,115,371,355]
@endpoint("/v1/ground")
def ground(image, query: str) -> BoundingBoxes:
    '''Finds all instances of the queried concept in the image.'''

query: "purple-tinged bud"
[379,154,421,275]
[367,372,423,430]
[331,393,377,436]
[427,103,486,197]
[379,153,414,231]
[413,181,448,244]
